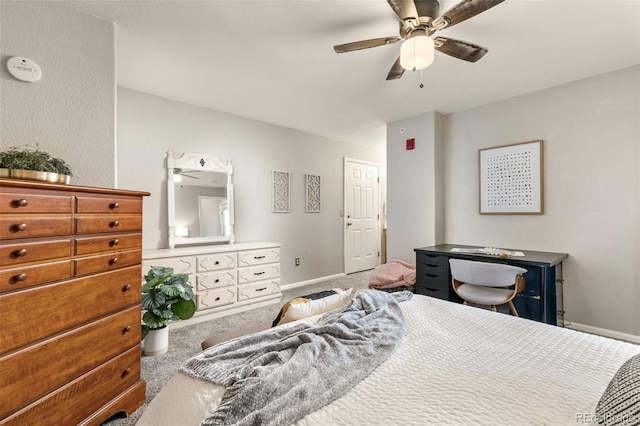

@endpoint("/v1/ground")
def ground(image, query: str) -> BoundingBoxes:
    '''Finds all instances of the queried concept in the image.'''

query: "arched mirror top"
[167,151,235,248]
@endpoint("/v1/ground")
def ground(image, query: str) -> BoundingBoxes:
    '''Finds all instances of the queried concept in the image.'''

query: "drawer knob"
[214,279,220,283]
[15,248,28,257]
[254,271,265,276]
[110,202,120,209]
[122,284,132,292]
[215,297,221,301]
[110,257,119,265]
[14,223,27,232]
[214,261,220,265]
[122,325,132,334]
[15,199,29,207]
[111,239,120,246]
[121,368,131,378]
[254,255,265,259]
[15,273,28,282]
[255,287,267,292]
[111,220,120,227]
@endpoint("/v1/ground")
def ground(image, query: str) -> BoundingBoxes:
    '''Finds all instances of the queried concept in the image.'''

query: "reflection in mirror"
[167,151,234,248]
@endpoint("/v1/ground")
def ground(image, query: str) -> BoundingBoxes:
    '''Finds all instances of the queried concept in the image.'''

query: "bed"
[137,291,640,425]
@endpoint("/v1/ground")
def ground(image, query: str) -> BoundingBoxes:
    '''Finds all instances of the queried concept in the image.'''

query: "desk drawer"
[415,286,448,300]
[416,262,447,278]
[416,252,448,267]
[415,272,448,291]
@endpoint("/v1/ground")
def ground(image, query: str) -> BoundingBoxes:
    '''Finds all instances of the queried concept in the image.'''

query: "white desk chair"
[449,259,527,316]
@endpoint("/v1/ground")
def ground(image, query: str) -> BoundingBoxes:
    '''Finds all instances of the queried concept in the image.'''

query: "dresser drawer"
[237,248,280,267]
[238,280,280,301]
[197,287,237,310]
[74,249,142,277]
[75,233,141,256]
[0,260,72,293]
[76,196,142,214]
[197,270,237,290]
[0,192,72,214]
[142,257,195,275]
[0,239,72,266]
[0,216,72,239]
[416,262,447,278]
[415,272,449,292]
[0,266,141,354]
[197,253,236,272]
[75,214,142,234]
[0,306,140,418]
[0,346,142,426]
[238,264,280,284]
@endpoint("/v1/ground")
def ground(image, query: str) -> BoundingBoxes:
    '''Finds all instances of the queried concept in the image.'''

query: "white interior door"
[344,159,380,274]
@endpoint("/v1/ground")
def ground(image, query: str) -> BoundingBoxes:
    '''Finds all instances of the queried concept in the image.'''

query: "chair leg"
[491,305,497,312]
[508,301,519,317]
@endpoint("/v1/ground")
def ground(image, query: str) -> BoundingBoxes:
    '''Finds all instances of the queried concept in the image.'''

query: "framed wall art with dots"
[479,140,544,214]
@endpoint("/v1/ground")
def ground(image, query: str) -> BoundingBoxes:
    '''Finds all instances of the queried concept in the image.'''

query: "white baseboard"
[565,321,640,344]
[280,273,346,291]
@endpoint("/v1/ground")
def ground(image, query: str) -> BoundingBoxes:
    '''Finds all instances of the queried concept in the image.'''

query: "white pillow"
[276,288,352,325]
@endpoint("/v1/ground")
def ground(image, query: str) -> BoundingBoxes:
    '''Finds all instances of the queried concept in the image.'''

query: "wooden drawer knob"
[15,199,29,207]
[110,220,120,227]
[14,223,27,232]
[110,202,120,209]
[122,284,132,292]
[15,273,27,282]
[121,368,132,378]
[15,248,28,257]
[110,239,120,246]
[110,257,119,265]
[122,325,132,334]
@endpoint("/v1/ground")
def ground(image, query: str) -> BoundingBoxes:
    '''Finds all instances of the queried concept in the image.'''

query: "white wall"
[386,111,445,262]
[117,87,386,285]
[441,66,639,336]
[0,1,115,187]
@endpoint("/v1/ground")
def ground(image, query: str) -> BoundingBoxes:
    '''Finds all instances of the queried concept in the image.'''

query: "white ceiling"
[63,0,640,150]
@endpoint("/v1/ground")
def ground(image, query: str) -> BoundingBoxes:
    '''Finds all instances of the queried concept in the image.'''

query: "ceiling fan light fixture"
[400,34,435,71]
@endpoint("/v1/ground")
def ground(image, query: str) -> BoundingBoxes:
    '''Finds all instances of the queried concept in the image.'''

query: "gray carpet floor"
[103,270,372,425]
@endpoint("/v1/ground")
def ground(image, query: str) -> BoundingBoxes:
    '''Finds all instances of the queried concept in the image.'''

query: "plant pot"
[144,327,169,356]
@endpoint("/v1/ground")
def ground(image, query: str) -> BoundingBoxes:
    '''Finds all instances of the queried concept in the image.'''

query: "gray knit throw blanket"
[181,289,412,426]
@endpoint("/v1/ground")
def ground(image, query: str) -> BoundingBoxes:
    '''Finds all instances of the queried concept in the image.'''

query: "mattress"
[137,294,640,425]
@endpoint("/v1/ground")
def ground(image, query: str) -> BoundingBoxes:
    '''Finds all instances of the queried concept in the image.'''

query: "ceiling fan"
[333,0,506,80]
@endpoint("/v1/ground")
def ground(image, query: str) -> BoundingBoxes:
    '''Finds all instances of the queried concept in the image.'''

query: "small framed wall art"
[272,170,290,213]
[305,174,321,212]
[479,140,544,214]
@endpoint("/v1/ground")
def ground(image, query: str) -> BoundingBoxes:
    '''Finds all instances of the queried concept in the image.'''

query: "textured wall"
[0,1,115,187]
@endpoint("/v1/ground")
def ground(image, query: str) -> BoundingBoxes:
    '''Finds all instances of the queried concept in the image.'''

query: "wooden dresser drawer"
[0,266,141,354]
[76,196,142,214]
[0,216,72,239]
[238,280,280,301]
[75,233,141,256]
[75,214,142,234]
[0,260,72,293]
[197,287,237,310]
[237,248,280,267]
[197,270,237,290]
[197,252,237,272]
[74,249,142,277]
[0,192,72,214]
[0,346,142,426]
[0,306,140,419]
[238,264,280,284]
[0,239,72,266]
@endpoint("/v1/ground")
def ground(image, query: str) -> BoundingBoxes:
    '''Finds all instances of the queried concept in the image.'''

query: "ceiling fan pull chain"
[420,69,424,89]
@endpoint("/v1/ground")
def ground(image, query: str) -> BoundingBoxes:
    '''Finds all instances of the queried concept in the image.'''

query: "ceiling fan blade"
[387,0,419,21]
[435,0,505,29]
[434,37,488,62]
[334,36,401,53]
[386,57,405,80]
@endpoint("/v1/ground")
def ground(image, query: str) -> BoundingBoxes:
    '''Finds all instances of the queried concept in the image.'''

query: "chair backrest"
[449,259,527,288]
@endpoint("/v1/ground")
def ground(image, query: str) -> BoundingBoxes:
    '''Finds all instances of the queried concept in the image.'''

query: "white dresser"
[142,242,281,325]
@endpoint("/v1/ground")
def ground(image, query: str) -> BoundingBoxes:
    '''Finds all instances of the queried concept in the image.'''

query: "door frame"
[343,157,382,274]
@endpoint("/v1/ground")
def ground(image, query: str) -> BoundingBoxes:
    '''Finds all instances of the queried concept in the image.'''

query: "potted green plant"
[141,266,196,356]
[0,145,73,184]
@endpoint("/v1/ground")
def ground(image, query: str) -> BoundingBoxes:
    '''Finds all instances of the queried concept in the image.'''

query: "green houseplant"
[141,266,196,355]
[0,145,73,183]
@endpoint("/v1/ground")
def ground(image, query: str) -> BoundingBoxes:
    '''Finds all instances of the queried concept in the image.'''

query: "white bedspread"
[137,294,640,426]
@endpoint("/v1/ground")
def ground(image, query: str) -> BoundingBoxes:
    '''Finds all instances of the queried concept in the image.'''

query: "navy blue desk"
[414,244,568,326]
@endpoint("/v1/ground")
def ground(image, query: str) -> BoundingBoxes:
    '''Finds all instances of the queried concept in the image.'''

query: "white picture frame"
[305,174,321,213]
[272,170,290,213]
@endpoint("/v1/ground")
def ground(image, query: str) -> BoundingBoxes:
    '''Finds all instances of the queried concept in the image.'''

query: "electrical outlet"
[295,257,300,266]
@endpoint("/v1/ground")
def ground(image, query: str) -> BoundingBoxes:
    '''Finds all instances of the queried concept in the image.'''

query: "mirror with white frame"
[167,151,234,248]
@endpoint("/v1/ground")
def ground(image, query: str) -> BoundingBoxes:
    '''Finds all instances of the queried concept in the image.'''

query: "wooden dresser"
[0,178,149,425]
